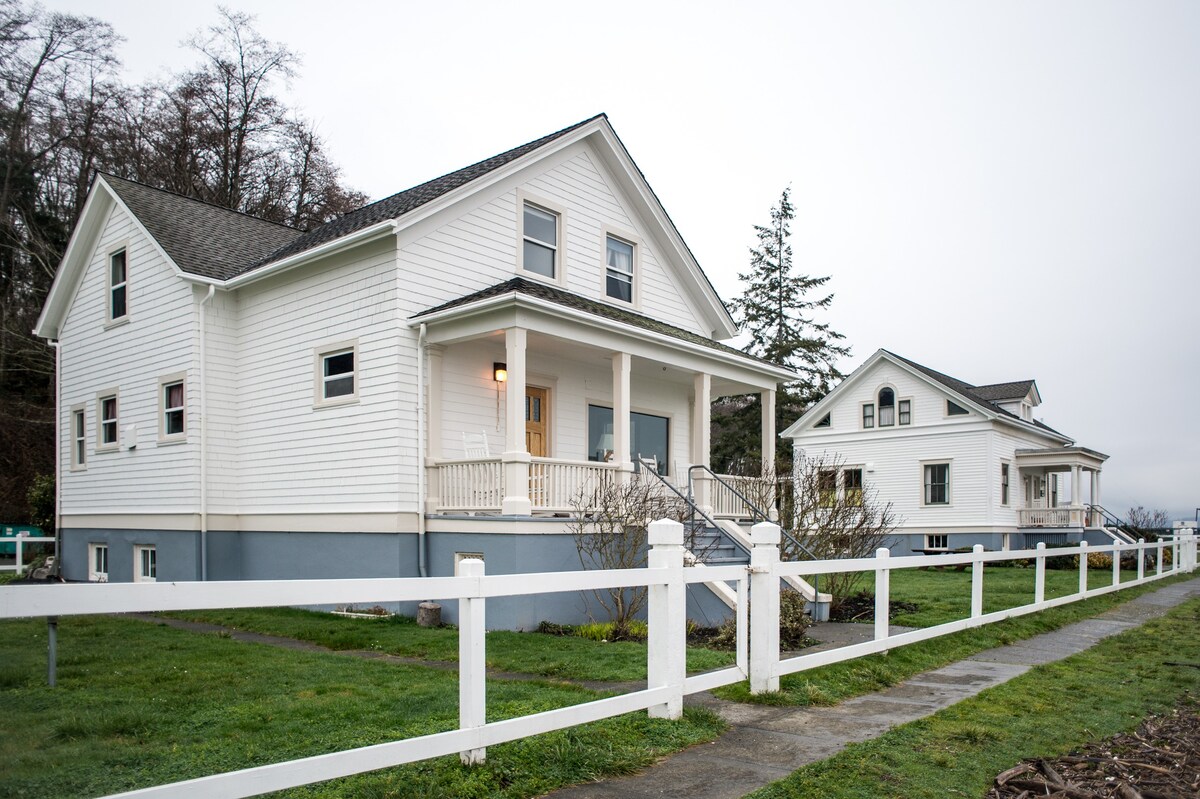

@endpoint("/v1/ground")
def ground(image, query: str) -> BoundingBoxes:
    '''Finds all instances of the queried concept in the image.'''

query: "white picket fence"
[0,535,56,573]
[0,525,1194,798]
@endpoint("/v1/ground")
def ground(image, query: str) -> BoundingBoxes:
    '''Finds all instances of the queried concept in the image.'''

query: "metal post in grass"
[874,547,890,645]
[1137,539,1145,582]
[647,518,685,719]
[970,545,985,619]
[748,521,780,695]
[1034,543,1046,605]
[1078,541,1089,597]
[458,557,486,765]
[47,616,58,687]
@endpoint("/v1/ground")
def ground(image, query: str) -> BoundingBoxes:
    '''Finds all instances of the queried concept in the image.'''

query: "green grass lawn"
[166,607,735,682]
[0,615,723,798]
[713,569,1193,706]
[746,595,1200,798]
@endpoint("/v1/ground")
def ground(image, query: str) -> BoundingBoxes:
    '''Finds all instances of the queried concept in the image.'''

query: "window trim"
[1000,461,1011,506]
[516,192,566,284]
[88,542,108,582]
[922,460,952,506]
[925,533,949,551]
[601,226,640,308]
[898,398,912,426]
[133,544,156,583]
[95,388,120,453]
[158,373,187,443]
[861,402,875,429]
[313,340,360,408]
[70,403,87,470]
[106,245,130,325]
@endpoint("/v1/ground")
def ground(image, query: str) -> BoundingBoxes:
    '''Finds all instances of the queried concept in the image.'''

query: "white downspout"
[416,322,428,577]
[49,340,61,573]
[198,285,215,580]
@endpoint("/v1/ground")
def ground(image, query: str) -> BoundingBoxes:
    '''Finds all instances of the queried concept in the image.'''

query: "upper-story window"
[898,399,911,425]
[315,342,358,407]
[1001,462,1010,505]
[878,388,895,426]
[97,391,119,452]
[605,235,634,302]
[109,249,128,321]
[71,405,87,469]
[814,413,831,428]
[522,203,558,278]
[862,403,874,429]
[947,400,970,416]
[924,462,950,505]
[160,375,186,441]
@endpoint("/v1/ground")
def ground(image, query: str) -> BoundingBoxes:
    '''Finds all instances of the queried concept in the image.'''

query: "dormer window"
[878,388,895,426]
[522,203,558,278]
[605,235,634,302]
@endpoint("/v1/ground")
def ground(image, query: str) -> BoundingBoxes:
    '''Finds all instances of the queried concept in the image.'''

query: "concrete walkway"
[541,576,1200,799]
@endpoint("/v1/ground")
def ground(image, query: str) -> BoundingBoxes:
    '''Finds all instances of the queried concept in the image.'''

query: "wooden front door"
[525,387,548,457]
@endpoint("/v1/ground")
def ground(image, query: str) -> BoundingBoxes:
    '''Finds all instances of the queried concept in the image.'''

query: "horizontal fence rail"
[0,524,1194,798]
[0,535,56,573]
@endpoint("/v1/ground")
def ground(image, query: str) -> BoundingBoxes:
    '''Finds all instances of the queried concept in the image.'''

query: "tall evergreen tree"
[712,188,850,473]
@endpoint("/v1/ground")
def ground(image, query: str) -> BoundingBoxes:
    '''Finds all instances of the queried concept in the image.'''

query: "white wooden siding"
[234,239,411,513]
[397,142,709,337]
[204,289,241,514]
[58,204,199,514]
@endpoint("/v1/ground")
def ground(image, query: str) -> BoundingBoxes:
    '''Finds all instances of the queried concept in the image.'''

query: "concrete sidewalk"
[541,576,1200,799]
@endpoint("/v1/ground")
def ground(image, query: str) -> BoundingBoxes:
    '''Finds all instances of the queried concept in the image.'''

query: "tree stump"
[417,602,442,628]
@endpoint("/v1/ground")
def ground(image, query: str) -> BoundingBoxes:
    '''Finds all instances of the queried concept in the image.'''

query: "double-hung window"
[605,235,634,302]
[878,388,895,426]
[522,202,558,278]
[109,249,128,321]
[843,468,864,507]
[924,462,950,505]
[97,392,119,451]
[817,470,837,508]
[315,341,358,406]
[862,403,874,429]
[160,376,186,441]
[71,405,87,469]
[898,399,911,426]
[1001,462,1010,505]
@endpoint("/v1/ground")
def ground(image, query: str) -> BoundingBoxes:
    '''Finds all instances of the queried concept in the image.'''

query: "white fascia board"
[780,349,887,438]
[410,291,797,384]
[590,125,738,339]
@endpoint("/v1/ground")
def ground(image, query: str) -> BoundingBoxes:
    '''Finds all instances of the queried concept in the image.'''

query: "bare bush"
[568,473,688,634]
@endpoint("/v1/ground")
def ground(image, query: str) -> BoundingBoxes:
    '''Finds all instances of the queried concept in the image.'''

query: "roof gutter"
[409,291,798,383]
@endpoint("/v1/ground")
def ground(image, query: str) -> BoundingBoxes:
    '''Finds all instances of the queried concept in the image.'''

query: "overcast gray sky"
[69,1,1200,520]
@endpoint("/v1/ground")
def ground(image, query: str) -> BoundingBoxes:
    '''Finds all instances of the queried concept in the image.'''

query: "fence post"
[458,557,486,765]
[1186,532,1197,573]
[1137,539,1145,582]
[874,548,890,644]
[970,544,985,619]
[1157,538,1164,576]
[749,521,781,695]
[15,537,22,574]
[1078,541,1089,597]
[647,518,685,719]
[1112,541,1120,587]
[1034,542,1046,605]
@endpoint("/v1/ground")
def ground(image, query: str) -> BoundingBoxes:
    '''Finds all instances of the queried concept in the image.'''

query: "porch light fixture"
[493,363,507,382]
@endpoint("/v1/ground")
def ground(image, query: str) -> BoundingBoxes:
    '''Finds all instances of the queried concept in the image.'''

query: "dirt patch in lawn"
[985,695,1200,798]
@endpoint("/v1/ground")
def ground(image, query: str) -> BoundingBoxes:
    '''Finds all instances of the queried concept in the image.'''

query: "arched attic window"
[878,387,896,426]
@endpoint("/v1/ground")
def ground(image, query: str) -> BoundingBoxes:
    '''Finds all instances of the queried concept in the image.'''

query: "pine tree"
[711,188,850,473]
[729,187,850,400]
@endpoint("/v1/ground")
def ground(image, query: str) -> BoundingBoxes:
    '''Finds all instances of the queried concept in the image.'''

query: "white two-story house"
[782,350,1114,555]
[36,115,794,627]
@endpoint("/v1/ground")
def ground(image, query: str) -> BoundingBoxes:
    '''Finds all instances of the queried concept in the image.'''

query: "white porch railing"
[1018,507,1085,527]
[530,458,618,512]
[433,459,503,512]
[1,526,1193,798]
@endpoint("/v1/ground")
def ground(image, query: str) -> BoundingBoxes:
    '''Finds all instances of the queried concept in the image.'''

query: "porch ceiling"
[1014,446,1109,472]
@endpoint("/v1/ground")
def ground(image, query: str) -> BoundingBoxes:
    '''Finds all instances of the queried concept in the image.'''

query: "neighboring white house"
[781,349,1116,555]
[35,114,794,626]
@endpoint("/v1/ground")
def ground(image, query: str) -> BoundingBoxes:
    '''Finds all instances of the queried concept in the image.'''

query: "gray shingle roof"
[243,115,606,274]
[882,351,1067,438]
[413,277,789,371]
[102,175,303,281]
[972,380,1036,402]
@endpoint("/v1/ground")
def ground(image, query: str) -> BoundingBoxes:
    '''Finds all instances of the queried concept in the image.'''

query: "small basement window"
[925,534,949,550]
[88,543,108,582]
[134,545,156,583]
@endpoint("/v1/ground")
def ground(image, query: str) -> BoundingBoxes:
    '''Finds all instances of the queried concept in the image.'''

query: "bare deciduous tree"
[1126,505,1170,536]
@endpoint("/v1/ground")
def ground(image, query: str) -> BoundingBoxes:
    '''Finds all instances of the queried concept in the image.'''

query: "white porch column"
[424,343,445,514]
[761,389,776,474]
[1091,470,1101,522]
[692,372,711,512]
[501,327,531,516]
[1070,464,1082,526]
[612,352,633,478]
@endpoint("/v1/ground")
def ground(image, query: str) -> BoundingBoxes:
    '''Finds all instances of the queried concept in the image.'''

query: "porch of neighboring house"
[1014,446,1109,534]
[413,295,790,521]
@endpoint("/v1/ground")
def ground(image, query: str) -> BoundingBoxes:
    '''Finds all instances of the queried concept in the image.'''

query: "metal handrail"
[687,465,818,561]
[632,460,729,549]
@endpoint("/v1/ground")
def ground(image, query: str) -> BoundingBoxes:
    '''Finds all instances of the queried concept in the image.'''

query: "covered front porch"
[1014,446,1109,529]
[412,282,794,519]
